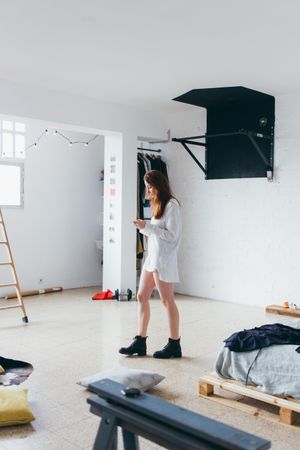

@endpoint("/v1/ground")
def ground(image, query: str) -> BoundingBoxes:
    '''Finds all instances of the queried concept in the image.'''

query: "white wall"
[165,94,300,307]
[0,79,167,295]
[0,117,104,291]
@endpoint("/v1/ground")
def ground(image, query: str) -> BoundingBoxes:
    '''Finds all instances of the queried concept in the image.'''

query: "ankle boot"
[119,335,147,356]
[153,338,182,359]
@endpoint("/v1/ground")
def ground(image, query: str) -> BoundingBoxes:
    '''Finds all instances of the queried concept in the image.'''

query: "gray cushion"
[77,367,165,391]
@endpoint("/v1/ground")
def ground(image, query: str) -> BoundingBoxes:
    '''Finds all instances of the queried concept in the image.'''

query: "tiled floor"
[0,288,299,449]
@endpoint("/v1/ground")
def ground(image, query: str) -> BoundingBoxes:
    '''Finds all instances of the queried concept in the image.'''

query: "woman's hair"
[144,170,178,219]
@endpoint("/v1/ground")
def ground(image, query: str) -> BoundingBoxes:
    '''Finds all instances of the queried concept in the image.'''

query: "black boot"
[119,335,147,356]
[153,338,182,359]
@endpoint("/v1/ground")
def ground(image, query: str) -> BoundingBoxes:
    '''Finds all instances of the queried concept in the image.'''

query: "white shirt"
[139,199,182,283]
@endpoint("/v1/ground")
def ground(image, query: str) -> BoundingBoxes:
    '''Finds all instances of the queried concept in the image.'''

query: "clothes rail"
[137,147,161,153]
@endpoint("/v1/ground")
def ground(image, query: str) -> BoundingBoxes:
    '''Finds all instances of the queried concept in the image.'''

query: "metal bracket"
[173,129,273,180]
[172,138,207,176]
[241,130,273,181]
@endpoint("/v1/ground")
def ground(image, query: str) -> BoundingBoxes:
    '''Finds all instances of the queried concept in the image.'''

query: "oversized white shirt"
[139,199,182,283]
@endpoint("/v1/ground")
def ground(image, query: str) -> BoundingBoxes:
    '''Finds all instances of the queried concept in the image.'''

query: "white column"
[120,133,137,295]
[102,133,137,295]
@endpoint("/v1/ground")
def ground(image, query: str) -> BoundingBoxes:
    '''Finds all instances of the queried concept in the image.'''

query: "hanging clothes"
[137,152,168,219]
[146,154,168,179]
[136,152,168,258]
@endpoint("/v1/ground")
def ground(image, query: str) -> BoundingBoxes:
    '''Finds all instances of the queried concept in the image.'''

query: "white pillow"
[77,367,165,391]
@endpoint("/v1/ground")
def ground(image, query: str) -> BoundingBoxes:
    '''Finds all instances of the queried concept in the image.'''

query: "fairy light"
[22,129,99,154]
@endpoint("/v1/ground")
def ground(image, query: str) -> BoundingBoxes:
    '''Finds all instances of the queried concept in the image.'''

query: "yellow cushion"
[0,387,35,426]
[0,366,4,374]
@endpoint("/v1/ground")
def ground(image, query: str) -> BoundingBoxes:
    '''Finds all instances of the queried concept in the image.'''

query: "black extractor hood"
[172,86,275,181]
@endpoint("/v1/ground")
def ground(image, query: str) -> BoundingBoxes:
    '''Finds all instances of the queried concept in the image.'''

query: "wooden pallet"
[266,304,300,318]
[199,372,300,426]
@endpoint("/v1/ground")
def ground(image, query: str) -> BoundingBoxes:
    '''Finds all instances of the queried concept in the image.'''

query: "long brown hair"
[144,170,178,219]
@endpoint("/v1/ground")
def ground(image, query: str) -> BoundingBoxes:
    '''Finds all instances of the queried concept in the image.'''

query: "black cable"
[245,348,262,386]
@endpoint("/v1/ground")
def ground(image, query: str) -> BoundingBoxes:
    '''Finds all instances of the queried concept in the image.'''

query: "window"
[0,162,24,207]
[0,120,26,159]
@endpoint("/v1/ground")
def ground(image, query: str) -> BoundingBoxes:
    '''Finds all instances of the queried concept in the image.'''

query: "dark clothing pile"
[224,323,300,353]
[0,356,34,386]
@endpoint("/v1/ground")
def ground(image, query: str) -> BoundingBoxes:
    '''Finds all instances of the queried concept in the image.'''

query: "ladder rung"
[0,305,21,311]
[0,208,28,320]
[0,283,17,288]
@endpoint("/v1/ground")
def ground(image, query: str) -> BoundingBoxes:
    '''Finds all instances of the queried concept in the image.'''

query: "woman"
[119,170,182,359]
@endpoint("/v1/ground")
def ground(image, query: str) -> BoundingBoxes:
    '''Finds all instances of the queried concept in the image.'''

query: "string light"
[23,129,99,153]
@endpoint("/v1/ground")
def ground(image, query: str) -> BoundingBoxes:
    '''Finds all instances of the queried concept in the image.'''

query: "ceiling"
[1,0,299,113]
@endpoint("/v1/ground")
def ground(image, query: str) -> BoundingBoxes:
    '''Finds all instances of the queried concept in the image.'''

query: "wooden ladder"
[0,208,28,323]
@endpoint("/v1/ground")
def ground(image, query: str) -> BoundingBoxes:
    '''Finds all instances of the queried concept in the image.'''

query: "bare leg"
[153,272,180,340]
[137,269,155,337]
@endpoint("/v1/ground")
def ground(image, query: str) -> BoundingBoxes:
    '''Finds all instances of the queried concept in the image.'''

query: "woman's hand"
[133,219,146,230]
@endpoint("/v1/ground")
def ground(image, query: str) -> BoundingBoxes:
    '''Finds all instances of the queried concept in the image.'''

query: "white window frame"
[0,160,24,208]
[0,119,26,160]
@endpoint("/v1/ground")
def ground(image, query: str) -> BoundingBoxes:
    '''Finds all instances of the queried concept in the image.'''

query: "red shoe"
[92,290,114,300]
